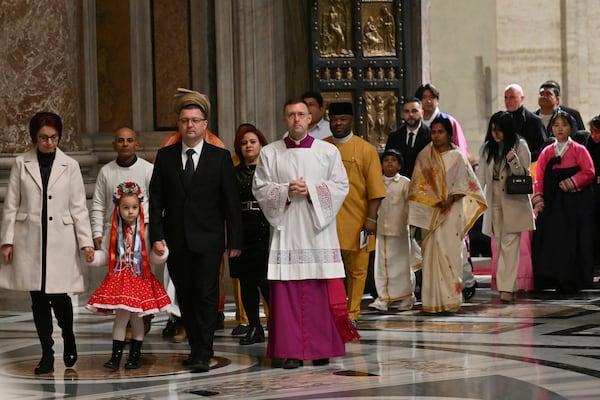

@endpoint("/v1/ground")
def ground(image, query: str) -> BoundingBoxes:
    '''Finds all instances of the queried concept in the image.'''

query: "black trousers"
[239,274,269,327]
[168,248,222,362]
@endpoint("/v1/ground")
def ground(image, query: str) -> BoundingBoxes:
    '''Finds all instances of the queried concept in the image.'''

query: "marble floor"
[1,270,600,400]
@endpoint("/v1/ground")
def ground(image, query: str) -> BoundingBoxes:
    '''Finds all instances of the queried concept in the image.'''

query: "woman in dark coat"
[229,124,270,345]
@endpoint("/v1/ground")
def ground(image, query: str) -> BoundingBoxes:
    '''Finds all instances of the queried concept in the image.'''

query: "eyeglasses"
[38,135,59,142]
[285,112,308,120]
[178,118,206,125]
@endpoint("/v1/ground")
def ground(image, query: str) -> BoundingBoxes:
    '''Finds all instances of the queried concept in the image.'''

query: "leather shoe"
[313,358,329,366]
[271,358,284,368]
[282,358,303,369]
[500,291,514,304]
[231,324,249,336]
[239,325,265,345]
[191,360,210,373]
[34,354,55,375]
[162,318,179,339]
[181,355,195,366]
[462,281,477,301]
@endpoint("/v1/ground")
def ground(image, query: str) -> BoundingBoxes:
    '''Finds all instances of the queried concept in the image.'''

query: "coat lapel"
[47,149,68,190]
[22,149,42,190]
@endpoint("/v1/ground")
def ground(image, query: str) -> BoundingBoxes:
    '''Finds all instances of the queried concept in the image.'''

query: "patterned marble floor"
[1,277,600,400]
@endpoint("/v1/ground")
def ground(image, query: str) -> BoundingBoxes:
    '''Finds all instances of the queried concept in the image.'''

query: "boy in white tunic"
[368,149,417,312]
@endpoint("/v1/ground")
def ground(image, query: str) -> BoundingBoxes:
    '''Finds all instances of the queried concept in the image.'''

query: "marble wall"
[96,0,133,132]
[0,0,85,153]
[152,0,190,131]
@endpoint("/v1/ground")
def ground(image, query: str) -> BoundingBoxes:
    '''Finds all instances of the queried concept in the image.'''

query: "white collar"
[332,132,353,144]
[554,137,572,158]
[383,172,401,183]
[182,139,204,156]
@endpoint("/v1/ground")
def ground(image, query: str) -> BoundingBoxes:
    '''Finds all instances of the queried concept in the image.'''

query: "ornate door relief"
[311,0,415,151]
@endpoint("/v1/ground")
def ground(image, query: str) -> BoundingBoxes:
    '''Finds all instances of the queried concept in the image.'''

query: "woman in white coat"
[477,111,535,303]
[0,112,95,374]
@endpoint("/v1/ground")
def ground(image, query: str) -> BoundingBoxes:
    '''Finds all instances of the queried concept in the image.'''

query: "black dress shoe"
[162,318,179,339]
[282,358,303,369]
[34,354,55,375]
[182,355,195,366]
[312,358,329,366]
[191,360,210,373]
[231,324,249,336]
[271,358,284,368]
[462,281,477,301]
[239,325,265,345]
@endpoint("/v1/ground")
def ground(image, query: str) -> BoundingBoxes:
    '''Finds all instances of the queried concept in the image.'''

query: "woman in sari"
[408,117,487,313]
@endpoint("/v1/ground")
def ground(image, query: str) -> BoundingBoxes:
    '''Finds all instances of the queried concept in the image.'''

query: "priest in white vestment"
[252,98,350,369]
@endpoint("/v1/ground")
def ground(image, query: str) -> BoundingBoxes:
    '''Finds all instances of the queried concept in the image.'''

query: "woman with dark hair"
[477,111,535,303]
[408,117,486,313]
[0,112,95,374]
[229,123,270,345]
[586,115,600,271]
[532,111,595,292]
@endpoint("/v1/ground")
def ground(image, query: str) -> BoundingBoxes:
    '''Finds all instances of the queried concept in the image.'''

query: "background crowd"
[0,79,598,375]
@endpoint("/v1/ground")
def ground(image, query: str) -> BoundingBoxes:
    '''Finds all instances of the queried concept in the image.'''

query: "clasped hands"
[289,177,309,198]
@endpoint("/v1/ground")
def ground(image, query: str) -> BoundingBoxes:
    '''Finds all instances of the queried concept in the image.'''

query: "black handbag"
[506,174,533,194]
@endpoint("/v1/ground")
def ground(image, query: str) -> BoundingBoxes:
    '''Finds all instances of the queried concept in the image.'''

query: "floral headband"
[113,181,144,204]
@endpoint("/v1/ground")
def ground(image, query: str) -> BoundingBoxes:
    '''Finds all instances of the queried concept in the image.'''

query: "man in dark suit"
[385,98,431,178]
[504,84,547,162]
[149,89,242,373]
[534,80,585,135]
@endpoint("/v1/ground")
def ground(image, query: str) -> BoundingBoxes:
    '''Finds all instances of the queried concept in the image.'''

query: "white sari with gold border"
[408,144,487,313]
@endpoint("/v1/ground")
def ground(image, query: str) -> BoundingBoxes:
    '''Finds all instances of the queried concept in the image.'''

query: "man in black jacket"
[149,89,242,373]
[385,98,431,178]
[534,80,585,135]
[504,84,547,162]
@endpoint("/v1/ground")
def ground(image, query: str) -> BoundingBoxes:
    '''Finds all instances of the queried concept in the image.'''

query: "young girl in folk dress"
[87,182,170,370]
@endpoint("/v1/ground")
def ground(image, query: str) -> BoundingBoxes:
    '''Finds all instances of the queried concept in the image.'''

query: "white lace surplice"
[252,140,349,281]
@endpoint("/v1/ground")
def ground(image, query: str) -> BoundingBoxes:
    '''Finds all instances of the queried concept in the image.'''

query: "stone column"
[0,0,86,153]
[214,0,285,146]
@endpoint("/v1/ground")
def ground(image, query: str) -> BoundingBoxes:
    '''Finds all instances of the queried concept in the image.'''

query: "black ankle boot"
[104,340,125,371]
[63,332,78,368]
[34,353,55,375]
[239,325,265,345]
[124,339,143,369]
